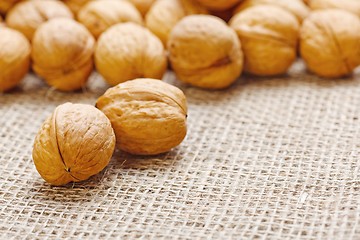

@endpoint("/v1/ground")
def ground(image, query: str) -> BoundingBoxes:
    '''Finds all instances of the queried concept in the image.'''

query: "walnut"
[95,23,167,86]
[33,103,116,186]
[234,0,310,23]
[300,9,360,78]
[0,0,20,15]
[230,5,299,76]
[96,78,187,155]
[6,0,73,41]
[62,0,90,15]
[168,15,243,89]
[32,18,95,91]
[194,0,242,11]
[145,0,208,46]
[309,0,360,17]
[129,0,156,16]
[77,0,143,39]
[0,27,30,92]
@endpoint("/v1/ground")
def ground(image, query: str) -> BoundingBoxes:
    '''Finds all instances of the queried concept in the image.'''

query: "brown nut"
[230,5,299,76]
[95,23,167,86]
[168,15,243,89]
[0,0,20,15]
[96,78,187,155]
[78,0,143,39]
[62,0,90,15]
[309,0,360,17]
[0,27,30,92]
[300,9,360,78]
[33,103,116,186]
[234,0,310,23]
[32,18,95,91]
[145,0,208,46]
[6,0,73,41]
[194,0,242,11]
[129,0,156,16]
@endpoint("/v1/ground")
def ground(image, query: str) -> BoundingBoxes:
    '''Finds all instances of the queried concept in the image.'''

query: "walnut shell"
[145,0,208,46]
[32,18,95,91]
[0,0,20,15]
[230,5,299,76]
[96,78,187,155]
[0,27,30,92]
[168,15,243,89]
[300,9,360,78]
[129,0,156,16]
[194,0,242,11]
[234,0,310,23]
[95,23,167,86]
[6,0,73,41]
[33,103,116,186]
[78,0,143,39]
[62,0,90,15]
[309,0,360,17]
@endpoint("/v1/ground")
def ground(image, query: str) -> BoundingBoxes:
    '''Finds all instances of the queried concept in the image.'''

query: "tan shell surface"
[0,0,20,14]
[309,0,360,17]
[168,15,243,89]
[195,0,242,10]
[32,18,95,91]
[78,0,143,39]
[300,9,360,78]
[62,0,90,15]
[145,0,208,46]
[129,0,156,16]
[6,0,74,41]
[230,5,299,76]
[32,103,116,186]
[234,0,310,23]
[95,23,167,86]
[96,78,187,155]
[0,27,30,92]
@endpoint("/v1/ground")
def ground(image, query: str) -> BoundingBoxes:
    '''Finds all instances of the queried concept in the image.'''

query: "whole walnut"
[96,78,187,155]
[78,0,143,39]
[168,15,243,89]
[32,18,95,91]
[62,0,90,15]
[6,0,73,41]
[230,5,299,76]
[145,0,208,46]
[300,9,360,78]
[234,0,310,23]
[95,23,167,86]
[33,103,116,186]
[0,27,30,92]
[0,0,20,15]
[129,0,156,16]
[194,0,242,11]
[309,0,360,17]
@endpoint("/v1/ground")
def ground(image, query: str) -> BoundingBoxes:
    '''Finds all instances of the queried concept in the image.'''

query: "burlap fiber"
[0,60,359,239]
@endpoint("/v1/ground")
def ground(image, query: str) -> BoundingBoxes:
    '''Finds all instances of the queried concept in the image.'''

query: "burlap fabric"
[1,60,359,239]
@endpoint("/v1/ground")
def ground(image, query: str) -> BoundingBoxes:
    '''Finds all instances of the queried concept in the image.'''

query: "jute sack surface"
[0,61,359,239]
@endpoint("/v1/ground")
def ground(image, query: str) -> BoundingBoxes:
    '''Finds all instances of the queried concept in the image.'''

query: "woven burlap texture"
[0,61,359,239]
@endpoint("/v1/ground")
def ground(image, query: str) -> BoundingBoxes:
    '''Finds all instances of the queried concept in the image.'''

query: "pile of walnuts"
[1,0,360,185]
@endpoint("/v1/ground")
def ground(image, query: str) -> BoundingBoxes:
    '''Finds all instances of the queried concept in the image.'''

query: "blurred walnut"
[6,0,73,41]
[145,0,208,46]
[0,27,30,92]
[168,15,243,89]
[95,23,167,86]
[62,0,90,15]
[234,0,310,23]
[96,78,187,155]
[32,18,95,91]
[33,103,116,186]
[129,0,156,16]
[194,0,242,10]
[309,0,360,16]
[300,9,360,78]
[0,0,21,15]
[78,0,143,39]
[230,5,299,76]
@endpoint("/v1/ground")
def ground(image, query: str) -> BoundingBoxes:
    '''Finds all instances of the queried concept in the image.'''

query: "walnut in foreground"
[32,18,95,91]
[230,5,299,76]
[0,27,30,92]
[168,15,243,89]
[300,9,360,78]
[96,79,188,155]
[33,103,116,186]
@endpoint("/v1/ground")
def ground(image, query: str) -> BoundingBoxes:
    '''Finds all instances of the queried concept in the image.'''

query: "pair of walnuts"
[33,79,188,186]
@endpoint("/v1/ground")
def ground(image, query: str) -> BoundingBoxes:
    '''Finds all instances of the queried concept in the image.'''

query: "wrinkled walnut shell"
[95,23,167,86]
[33,103,116,186]
[0,27,30,92]
[32,18,95,91]
[309,0,360,17]
[96,78,188,155]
